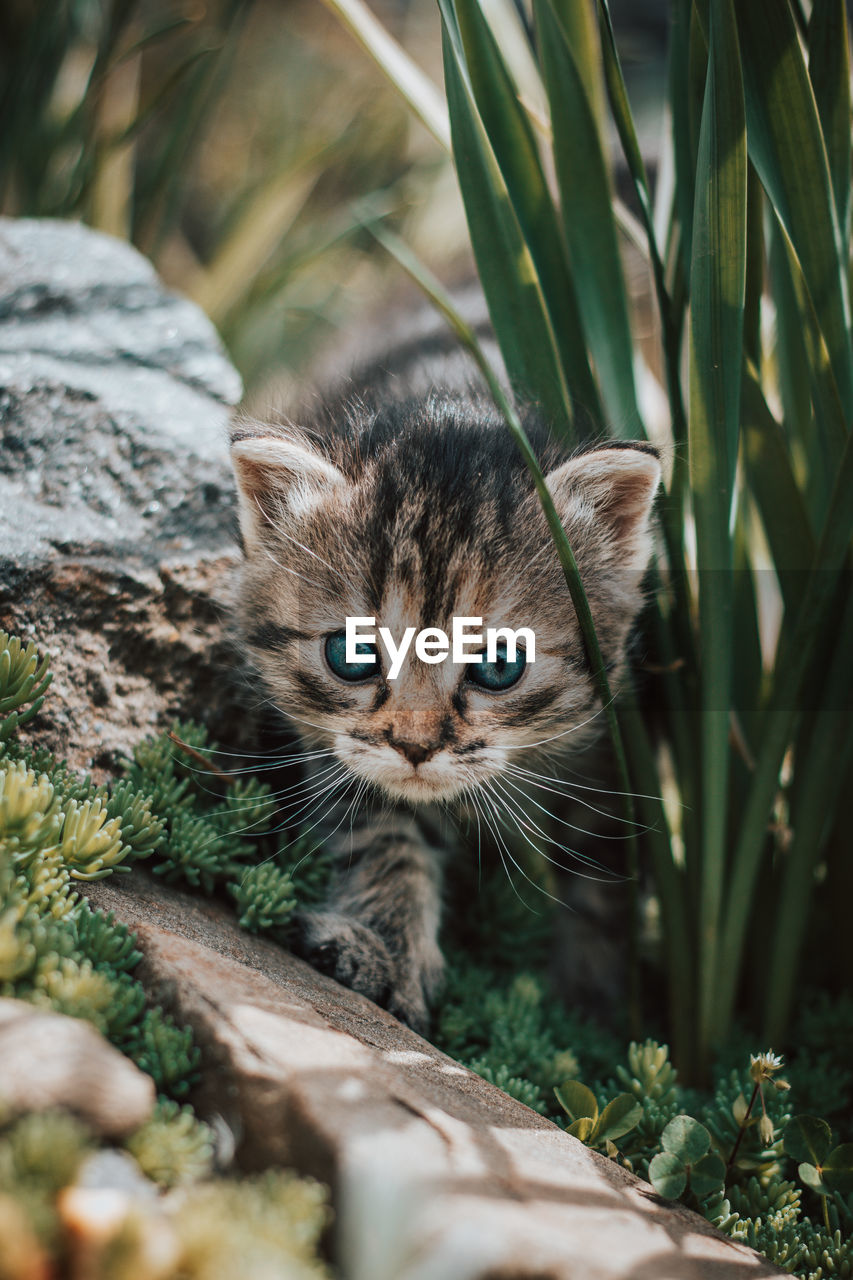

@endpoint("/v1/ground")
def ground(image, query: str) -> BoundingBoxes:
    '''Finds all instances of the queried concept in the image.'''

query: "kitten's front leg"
[295,812,444,1035]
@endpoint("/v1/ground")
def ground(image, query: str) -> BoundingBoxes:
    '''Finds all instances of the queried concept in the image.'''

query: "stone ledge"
[85,873,784,1280]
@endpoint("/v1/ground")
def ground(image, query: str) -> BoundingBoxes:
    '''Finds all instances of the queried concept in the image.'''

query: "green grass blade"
[735,0,853,417]
[763,585,853,1043]
[687,0,747,1059]
[743,165,764,366]
[454,0,604,432]
[731,512,762,752]
[549,0,607,141]
[596,0,687,452]
[808,0,851,241]
[619,688,695,1078]
[717,423,853,1040]
[668,0,709,276]
[439,14,574,425]
[534,0,643,437]
[767,219,813,445]
[741,364,815,614]
[774,215,849,495]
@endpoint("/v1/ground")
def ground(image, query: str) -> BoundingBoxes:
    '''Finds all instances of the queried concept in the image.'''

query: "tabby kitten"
[230,354,660,1033]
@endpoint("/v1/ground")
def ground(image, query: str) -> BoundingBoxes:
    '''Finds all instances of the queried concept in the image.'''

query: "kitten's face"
[231,404,659,805]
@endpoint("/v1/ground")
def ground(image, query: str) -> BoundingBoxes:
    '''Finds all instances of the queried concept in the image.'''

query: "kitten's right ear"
[230,432,345,552]
[544,444,661,569]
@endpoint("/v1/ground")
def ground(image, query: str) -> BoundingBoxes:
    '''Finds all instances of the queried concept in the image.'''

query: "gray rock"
[0,217,240,566]
[0,998,155,1137]
[0,218,252,773]
[84,873,785,1280]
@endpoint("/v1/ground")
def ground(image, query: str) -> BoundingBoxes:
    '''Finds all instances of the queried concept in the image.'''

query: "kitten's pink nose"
[389,737,436,767]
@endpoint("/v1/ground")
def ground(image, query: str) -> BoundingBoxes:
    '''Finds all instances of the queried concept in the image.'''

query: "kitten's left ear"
[230,431,346,553]
[544,445,661,567]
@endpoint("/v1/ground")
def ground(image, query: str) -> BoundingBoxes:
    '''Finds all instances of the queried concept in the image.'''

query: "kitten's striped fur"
[230,336,660,1032]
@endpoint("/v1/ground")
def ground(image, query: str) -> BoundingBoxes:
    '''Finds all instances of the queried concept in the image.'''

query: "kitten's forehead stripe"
[497,686,565,727]
[294,669,357,712]
[248,622,309,651]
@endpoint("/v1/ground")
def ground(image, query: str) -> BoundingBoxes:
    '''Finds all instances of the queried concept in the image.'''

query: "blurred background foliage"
[0,0,672,393]
[0,0,475,390]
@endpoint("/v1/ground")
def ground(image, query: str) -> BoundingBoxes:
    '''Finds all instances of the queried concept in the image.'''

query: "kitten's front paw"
[295,910,395,1007]
[293,910,435,1036]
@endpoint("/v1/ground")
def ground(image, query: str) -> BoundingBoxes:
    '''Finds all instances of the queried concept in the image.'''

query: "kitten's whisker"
[262,766,352,831]
[260,698,342,743]
[459,768,485,890]
[505,760,671,807]
[239,775,355,882]
[274,762,350,824]
[485,779,618,884]
[166,740,335,762]
[308,774,372,863]
[184,760,344,815]
[274,773,357,855]
[467,789,535,915]
[169,748,337,779]
[275,777,361,879]
[478,788,574,911]
[176,778,339,858]
[499,773,657,840]
[503,764,649,827]
[342,779,371,864]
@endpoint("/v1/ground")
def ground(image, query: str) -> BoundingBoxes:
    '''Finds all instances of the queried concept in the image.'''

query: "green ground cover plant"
[0,631,331,1279]
[436,847,853,1278]
[7,631,850,1276]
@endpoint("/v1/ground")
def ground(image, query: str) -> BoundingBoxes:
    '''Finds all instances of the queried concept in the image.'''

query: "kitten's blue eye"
[466,643,526,691]
[324,631,379,682]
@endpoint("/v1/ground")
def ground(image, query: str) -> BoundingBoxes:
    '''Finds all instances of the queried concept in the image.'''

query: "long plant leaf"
[596,0,687,450]
[735,0,853,418]
[454,0,604,432]
[740,364,815,616]
[534,0,642,437]
[687,0,747,1058]
[774,217,849,497]
[549,0,607,141]
[808,0,851,242]
[763,584,853,1043]
[717,423,853,1039]
[767,218,814,471]
[439,9,574,425]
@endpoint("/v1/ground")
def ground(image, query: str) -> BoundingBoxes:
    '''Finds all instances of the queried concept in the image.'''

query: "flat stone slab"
[85,873,784,1280]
